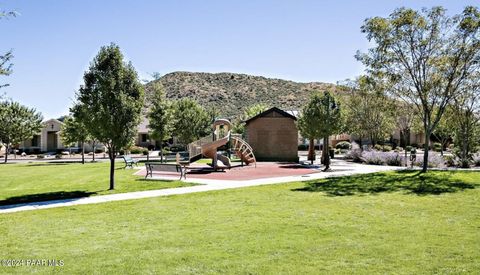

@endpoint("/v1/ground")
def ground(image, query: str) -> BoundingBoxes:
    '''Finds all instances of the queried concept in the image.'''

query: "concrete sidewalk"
[0,160,402,214]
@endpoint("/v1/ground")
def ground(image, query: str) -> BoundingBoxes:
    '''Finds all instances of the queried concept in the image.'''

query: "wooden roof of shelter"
[244,107,297,124]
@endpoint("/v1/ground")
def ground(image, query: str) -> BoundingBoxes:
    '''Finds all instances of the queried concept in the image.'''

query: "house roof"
[43,118,64,126]
[244,107,297,124]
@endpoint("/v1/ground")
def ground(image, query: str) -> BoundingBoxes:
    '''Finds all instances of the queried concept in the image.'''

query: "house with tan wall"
[245,107,299,162]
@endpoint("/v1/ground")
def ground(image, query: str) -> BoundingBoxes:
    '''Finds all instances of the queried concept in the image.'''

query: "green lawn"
[0,161,195,205]
[1,170,479,274]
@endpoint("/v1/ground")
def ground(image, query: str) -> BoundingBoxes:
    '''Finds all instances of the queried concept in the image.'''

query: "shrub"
[472,152,480,167]
[142,150,149,156]
[345,148,363,162]
[361,150,386,165]
[432,142,442,152]
[129,146,145,154]
[359,151,405,166]
[373,144,382,151]
[335,141,351,150]
[414,152,445,168]
[406,145,412,152]
[384,152,405,166]
[443,155,458,167]
[37,154,45,159]
[298,144,308,151]
[55,154,63,159]
[381,145,392,152]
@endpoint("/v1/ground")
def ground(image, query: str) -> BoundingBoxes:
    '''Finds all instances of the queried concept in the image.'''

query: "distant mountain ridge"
[146,71,338,119]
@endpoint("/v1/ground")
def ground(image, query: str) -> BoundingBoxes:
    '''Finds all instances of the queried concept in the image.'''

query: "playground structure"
[179,119,256,170]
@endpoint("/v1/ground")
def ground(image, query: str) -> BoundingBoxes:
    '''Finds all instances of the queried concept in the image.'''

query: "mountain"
[146,71,339,119]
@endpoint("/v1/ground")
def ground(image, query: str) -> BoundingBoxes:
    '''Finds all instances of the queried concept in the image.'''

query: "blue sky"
[0,0,477,119]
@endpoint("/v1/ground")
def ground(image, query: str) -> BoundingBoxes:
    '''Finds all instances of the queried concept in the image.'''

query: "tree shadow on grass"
[292,170,478,196]
[23,163,72,167]
[0,191,98,206]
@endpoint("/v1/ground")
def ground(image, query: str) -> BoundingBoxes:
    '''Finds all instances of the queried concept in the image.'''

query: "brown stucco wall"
[245,115,299,162]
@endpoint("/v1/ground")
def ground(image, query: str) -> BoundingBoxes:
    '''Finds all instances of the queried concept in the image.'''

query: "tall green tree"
[317,92,342,171]
[0,101,43,163]
[171,98,210,146]
[451,76,480,167]
[147,82,173,163]
[299,92,342,170]
[340,76,395,147]
[358,6,480,172]
[60,115,90,164]
[298,99,322,165]
[74,44,144,190]
[395,102,421,148]
[432,108,454,156]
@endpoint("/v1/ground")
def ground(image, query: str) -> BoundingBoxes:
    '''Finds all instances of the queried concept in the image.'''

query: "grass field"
[1,170,479,274]
[0,162,195,205]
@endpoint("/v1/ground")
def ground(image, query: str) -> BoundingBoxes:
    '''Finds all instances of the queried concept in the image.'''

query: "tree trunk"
[92,141,96,162]
[109,146,115,190]
[307,138,315,165]
[160,143,164,163]
[422,130,430,173]
[322,136,330,171]
[371,136,376,148]
[405,128,411,147]
[400,130,405,148]
[358,137,363,151]
[81,141,85,164]
[461,125,469,168]
[440,138,445,156]
[4,144,8,163]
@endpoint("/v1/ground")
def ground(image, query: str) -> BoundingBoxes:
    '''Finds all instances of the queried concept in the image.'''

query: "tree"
[358,6,480,172]
[0,10,16,90]
[432,108,454,156]
[74,44,144,190]
[60,115,90,164]
[147,82,173,163]
[451,75,480,167]
[171,98,210,146]
[299,92,342,170]
[298,98,322,165]
[396,102,420,148]
[340,76,395,147]
[317,92,342,171]
[0,101,43,163]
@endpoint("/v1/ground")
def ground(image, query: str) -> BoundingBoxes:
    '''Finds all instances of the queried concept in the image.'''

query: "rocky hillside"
[146,71,338,119]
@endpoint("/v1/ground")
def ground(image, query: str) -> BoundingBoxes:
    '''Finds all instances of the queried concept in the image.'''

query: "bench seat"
[145,163,188,180]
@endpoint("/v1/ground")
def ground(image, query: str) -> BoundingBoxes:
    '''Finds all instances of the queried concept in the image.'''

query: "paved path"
[0,160,402,214]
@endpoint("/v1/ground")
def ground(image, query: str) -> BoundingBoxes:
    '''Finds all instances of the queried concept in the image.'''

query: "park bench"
[122,155,139,168]
[144,162,187,180]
